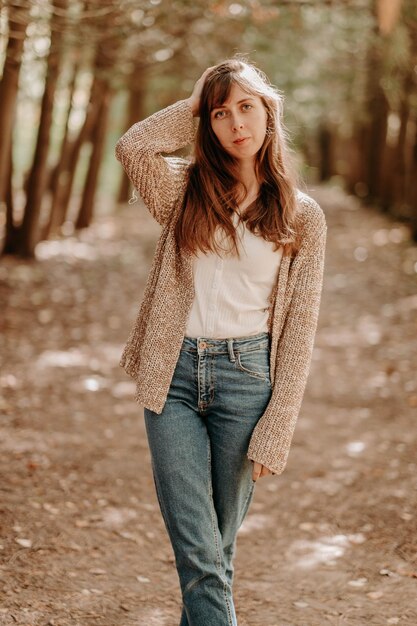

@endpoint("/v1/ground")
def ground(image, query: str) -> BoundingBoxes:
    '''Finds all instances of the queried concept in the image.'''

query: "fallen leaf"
[89,568,106,576]
[75,519,89,528]
[293,600,309,608]
[348,577,368,587]
[136,575,150,583]
[14,538,32,548]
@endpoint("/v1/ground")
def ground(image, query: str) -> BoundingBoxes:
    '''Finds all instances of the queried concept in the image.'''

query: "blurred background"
[1,2,417,625]
[0,0,416,256]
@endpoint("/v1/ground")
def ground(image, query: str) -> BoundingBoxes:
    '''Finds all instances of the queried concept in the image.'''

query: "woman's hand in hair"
[187,66,216,117]
[252,461,275,481]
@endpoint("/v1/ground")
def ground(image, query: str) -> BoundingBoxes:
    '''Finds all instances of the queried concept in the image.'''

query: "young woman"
[115,58,327,626]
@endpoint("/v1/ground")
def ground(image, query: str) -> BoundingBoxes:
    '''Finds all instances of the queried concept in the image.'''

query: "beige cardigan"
[115,99,327,475]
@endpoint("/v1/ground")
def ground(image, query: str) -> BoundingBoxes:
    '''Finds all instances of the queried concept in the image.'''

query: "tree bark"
[401,20,417,223]
[75,85,112,229]
[317,121,334,182]
[54,59,108,225]
[117,64,146,203]
[3,144,18,254]
[43,55,80,238]
[392,77,411,207]
[0,3,28,205]
[355,4,389,203]
[364,58,389,202]
[18,0,68,257]
[409,123,417,241]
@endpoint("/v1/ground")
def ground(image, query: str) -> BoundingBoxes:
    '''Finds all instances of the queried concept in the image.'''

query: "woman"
[115,58,327,626]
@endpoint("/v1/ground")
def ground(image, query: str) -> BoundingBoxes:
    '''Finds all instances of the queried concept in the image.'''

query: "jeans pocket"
[235,348,271,385]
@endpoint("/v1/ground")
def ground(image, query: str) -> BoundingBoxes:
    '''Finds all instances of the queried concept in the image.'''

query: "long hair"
[174,58,302,258]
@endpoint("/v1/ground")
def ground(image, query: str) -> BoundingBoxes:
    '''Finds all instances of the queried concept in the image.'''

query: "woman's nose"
[231,116,244,131]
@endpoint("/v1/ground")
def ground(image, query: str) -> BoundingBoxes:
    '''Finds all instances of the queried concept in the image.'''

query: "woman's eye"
[212,105,252,119]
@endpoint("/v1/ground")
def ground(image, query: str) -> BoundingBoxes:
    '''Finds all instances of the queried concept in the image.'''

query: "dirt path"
[1,186,416,626]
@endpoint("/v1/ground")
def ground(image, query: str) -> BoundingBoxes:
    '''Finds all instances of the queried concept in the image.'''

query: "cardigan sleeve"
[247,211,327,475]
[115,99,196,226]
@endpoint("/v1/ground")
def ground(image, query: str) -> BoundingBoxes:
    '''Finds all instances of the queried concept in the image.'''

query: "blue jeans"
[144,332,272,626]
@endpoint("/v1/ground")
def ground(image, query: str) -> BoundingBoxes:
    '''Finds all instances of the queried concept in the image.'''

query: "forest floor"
[0,185,416,626]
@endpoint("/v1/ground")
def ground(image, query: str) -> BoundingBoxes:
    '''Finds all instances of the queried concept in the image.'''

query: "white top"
[185,212,284,339]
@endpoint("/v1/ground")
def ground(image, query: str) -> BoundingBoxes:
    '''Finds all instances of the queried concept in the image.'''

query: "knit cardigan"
[115,99,327,475]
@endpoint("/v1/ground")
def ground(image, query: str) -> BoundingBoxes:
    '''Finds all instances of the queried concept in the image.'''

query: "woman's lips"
[233,137,249,145]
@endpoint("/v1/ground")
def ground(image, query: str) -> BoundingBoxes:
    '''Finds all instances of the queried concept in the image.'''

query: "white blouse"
[185,212,283,339]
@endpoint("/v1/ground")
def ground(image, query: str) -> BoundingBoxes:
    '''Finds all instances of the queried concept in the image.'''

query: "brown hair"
[175,58,302,258]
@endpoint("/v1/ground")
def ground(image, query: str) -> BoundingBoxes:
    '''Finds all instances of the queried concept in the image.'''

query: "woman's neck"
[236,159,260,206]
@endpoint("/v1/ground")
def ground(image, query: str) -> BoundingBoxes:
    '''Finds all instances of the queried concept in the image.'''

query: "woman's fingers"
[187,66,216,116]
[252,461,273,481]
[252,461,261,481]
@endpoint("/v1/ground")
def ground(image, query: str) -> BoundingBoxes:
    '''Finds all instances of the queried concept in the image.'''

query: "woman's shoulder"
[293,189,327,255]
[295,189,326,230]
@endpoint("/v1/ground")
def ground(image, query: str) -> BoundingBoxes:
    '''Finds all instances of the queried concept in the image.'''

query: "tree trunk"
[317,121,334,182]
[401,20,417,224]
[117,65,146,203]
[392,86,411,207]
[409,124,417,242]
[50,0,124,228]
[365,72,389,202]
[43,55,80,238]
[376,0,403,36]
[75,85,112,229]
[0,7,29,254]
[379,143,398,212]
[3,145,19,254]
[18,0,68,257]
[383,27,417,214]
[355,5,389,204]
[55,64,108,225]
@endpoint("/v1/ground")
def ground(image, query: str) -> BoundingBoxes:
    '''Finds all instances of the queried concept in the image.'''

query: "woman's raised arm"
[115,68,215,226]
[115,99,196,226]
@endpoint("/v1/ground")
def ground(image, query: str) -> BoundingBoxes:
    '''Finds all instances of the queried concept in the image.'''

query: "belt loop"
[227,338,236,362]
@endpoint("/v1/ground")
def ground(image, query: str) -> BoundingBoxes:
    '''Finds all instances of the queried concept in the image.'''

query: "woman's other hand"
[186,66,216,117]
[252,461,275,481]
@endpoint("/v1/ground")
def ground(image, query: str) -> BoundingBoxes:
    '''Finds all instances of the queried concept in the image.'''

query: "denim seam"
[207,439,233,626]
[236,342,269,353]
[181,343,269,355]
[197,354,216,410]
[197,351,203,410]
[235,352,271,386]
[239,481,255,528]
[209,355,216,406]
[150,462,177,555]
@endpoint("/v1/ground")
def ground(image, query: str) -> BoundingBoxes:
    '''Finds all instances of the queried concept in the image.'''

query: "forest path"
[0,186,416,626]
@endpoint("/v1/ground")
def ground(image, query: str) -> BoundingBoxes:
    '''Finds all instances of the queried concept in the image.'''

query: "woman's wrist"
[185,97,199,118]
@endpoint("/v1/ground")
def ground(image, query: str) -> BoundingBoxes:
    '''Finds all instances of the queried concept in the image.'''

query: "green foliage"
[1,0,416,245]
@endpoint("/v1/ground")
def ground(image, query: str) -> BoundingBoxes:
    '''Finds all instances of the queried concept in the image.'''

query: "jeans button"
[199,341,207,349]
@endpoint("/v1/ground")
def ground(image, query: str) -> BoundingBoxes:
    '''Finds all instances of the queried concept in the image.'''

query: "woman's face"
[210,83,268,163]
